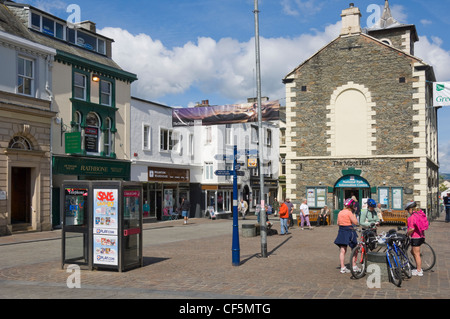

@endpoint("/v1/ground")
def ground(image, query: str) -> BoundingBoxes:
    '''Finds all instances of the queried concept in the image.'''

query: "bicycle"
[349,223,378,279]
[382,232,404,287]
[397,227,436,272]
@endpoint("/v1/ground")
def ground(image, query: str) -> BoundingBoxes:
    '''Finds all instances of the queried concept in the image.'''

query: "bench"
[380,210,408,226]
[296,210,330,226]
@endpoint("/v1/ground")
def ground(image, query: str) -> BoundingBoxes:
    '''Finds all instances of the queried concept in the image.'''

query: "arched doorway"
[333,172,371,222]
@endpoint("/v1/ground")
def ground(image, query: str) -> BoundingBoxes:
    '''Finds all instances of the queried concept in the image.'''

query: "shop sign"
[65,131,82,154]
[335,175,370,188]
[53,156,130,179]
[148,167,190,182]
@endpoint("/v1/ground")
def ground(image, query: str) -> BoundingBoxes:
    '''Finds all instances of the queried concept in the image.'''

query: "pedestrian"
[405,201,429,276]
[352,195,360,222]
[317,205,330,226]
[444,193,450,223]
[238,199,248,219]
[278,199,290,235]
[359,198,380,227]
[285,198,294,228]
[375,203,384,224]
[334,198,358,274]
[300,198,312,230]
[272,198,280,217]
[181,196,190,225]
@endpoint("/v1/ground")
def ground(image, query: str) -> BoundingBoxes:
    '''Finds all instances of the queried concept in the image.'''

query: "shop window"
[378,187,403,210]
[306,187,327,208]
[17,56,34,96]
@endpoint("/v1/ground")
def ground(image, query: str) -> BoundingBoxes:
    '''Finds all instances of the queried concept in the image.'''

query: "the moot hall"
[283,1,439,221]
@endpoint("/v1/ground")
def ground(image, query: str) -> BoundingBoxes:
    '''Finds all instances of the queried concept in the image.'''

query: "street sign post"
[213,146,243,266]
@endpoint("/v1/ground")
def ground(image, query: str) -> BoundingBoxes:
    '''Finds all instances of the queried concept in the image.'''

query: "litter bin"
[242,224,256,237]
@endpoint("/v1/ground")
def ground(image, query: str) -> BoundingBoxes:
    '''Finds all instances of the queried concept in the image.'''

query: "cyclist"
[334,198,358,273]
[405,201,425,276]
[359,199,380,227]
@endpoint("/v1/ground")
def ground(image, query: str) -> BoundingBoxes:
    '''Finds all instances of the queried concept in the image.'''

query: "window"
[42,16,55,37]
[74,111,82,132]
[17,57,34,96]
[205,126,212,144]
[74,72,87,100]
[265,128,272,147]
[160,128,173,152]
[306,187,327,208]
[76,30,97,51]
[188,133,194,156]
[225,124,233,145]
[8,136,32,150]
[225,163,232,181]
[204,162,214,180]
[103,118,112,156]
[31,12,40,30]
[30,11,107,54]
[143,125,151,150]
[100,80,112,106]
[98,39,106,55]
[251,125,258,144]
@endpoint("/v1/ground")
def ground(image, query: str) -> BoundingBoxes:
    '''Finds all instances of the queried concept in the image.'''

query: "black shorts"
[411,238,425,247]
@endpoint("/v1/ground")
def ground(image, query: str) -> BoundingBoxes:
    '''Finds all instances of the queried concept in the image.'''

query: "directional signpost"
[214,145,241,266]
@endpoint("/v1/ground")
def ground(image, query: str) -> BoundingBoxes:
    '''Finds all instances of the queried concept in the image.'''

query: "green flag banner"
[433,82,450,107]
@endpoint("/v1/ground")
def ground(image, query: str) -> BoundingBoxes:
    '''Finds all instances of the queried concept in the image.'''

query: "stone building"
[283,1,438,221]
[0,9,57,234]
[2,1,137,229]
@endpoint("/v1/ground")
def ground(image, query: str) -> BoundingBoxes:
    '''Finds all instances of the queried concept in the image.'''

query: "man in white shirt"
[300,198,312,230]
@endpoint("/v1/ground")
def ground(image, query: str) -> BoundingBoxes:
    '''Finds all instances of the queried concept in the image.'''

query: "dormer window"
[29,11,106,55]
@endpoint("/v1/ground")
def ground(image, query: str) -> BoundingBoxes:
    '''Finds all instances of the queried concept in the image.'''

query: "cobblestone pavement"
[0,213,449,300]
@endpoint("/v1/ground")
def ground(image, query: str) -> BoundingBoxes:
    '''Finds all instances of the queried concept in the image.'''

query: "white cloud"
[415,36,450,81]
[98,21,340,104]
[281,0,324,17]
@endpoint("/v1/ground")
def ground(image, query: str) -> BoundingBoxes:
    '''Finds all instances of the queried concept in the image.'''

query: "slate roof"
[0,1,136,80]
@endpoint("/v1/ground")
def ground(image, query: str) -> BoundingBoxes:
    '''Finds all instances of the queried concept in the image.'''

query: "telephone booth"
[61,181,143,272]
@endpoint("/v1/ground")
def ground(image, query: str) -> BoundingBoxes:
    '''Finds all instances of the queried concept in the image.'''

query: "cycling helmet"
[344,198,354,207]
[404,201,417,210]
[367,198,377,208]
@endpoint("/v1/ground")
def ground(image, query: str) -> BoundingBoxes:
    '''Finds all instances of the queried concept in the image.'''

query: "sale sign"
[93,189,119,266]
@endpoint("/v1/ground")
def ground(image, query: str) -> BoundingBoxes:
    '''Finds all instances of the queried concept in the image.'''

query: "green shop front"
[52,155,131,227]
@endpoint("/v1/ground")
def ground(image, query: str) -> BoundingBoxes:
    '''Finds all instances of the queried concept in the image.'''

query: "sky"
[16,0,450,171]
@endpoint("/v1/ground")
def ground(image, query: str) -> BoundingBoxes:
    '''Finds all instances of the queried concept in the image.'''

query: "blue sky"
[17,0,450,171]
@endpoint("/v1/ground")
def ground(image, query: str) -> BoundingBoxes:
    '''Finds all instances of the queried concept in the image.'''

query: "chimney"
[340,3,361,36]
[78,20,97,33]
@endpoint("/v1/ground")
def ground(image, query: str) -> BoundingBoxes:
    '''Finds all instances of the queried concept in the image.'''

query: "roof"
[367,0,419,42]
[283,32,433,81]
[0,2,136,82]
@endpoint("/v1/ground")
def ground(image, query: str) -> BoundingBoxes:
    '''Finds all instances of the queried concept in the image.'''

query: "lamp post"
[253,0,267,258]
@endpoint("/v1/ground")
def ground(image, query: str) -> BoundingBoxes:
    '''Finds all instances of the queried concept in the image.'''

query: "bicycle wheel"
[350,244,367,279]
[397,247,412,278]
[387,250,402,287]
[407,242,436,272]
